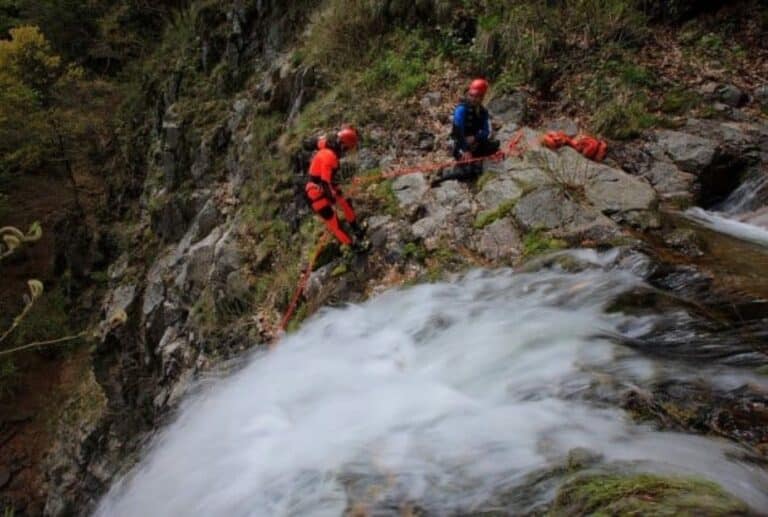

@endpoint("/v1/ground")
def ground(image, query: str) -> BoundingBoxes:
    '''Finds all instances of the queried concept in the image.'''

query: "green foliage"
[304,0,459,71]
[374,178,400,216]
[0,25,61,98]
[361,31,431,99]
[0,24,115,178]
[592,94,656,140]
[0,357,18,398]
[523,230,566,257]
[402,241,427,262]
[660,87,700,115]
[550,473,748,516]
[11,286,74,348]
[472,0,647,82]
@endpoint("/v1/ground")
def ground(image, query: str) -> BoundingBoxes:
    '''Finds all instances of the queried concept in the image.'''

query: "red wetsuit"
[304,139,357,245]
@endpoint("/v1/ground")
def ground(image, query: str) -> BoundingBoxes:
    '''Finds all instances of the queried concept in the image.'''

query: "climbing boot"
[350,221,366,240]
[351,238,371,254]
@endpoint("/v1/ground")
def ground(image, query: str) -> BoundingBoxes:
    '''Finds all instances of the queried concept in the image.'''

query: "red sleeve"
[310,148,339,183]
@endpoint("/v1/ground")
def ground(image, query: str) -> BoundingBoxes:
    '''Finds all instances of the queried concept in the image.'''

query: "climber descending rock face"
[304,126,367,249]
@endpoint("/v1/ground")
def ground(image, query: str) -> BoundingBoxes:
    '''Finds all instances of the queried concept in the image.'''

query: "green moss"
[550,473,748,516]
[523,230,566,257]
[286,303,309,333]
[331,263,348,276]
[402,241,427,263]
[474,199,517,230]
[13,287,76,349]
[660,88,700,115]
[755,365,768,376]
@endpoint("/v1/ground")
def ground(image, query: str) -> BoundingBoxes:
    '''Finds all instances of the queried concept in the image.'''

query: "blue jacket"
[452,100,490,153]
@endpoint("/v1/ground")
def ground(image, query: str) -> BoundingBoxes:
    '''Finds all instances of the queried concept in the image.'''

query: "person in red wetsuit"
[305,126,365,246]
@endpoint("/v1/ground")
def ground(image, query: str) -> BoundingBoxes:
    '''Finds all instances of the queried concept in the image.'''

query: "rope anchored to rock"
[275,128,606,340]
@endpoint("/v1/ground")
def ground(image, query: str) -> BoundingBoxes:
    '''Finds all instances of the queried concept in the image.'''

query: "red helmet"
[468,78,489,96]
[337,126,359,150]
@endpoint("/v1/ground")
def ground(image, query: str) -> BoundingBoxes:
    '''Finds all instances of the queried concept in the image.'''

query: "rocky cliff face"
[43,2,324,513]
[36,1,768,515]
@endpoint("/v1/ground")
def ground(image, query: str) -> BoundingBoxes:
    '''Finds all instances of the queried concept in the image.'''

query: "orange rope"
[275,132,528,339]
[276,233,331,337]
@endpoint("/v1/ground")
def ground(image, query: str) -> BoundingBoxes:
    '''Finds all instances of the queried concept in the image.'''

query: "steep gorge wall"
[44,2,326,513]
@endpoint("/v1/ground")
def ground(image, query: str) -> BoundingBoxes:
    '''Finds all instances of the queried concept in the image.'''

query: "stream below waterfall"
[95,249,768,516]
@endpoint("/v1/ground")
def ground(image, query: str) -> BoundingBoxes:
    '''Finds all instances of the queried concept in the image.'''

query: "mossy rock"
[550,472,749,516]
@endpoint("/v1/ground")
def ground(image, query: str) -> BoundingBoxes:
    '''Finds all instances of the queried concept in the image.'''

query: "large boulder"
[476,176,524,213]
[654,130,717,174]
[487,91,528,126]
[392,173,428,210]
[474,217,522,260]
[513,186,618,241]
[642,161,696,198]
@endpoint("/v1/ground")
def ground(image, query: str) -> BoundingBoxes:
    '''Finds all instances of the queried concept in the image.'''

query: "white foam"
[95,266,768,516]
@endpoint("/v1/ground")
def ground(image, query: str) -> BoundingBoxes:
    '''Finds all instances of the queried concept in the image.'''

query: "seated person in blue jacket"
[431,78,501,186]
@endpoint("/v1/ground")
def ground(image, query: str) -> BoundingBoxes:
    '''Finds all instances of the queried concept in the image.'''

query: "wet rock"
[305,262,335,300]
[655,130,717,174]
[583,160,658,215]
[565,448,603,470]
[664,228,705,257]
[718,84,748,108]
[475,217,521,260]
[488,91,528,125]
[642,161,696,198]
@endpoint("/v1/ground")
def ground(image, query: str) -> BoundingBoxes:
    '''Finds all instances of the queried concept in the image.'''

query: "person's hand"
[465,135,476,145]
[460,150,473,161]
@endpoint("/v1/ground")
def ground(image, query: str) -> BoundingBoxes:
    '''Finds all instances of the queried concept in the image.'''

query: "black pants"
[439,138,501,183]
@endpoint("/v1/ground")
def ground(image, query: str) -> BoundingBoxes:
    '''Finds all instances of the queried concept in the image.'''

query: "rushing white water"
[95,255,768,516]
[685,173,768,246]
[684,207,768,246]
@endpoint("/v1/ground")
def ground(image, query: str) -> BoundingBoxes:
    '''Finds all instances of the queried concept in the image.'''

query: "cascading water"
[95,251,768,516]
[686,173,768,246]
